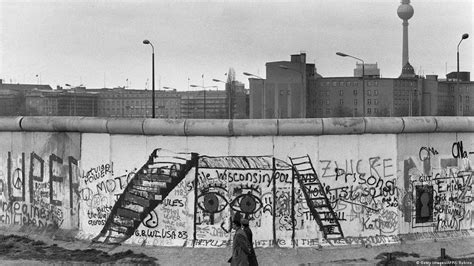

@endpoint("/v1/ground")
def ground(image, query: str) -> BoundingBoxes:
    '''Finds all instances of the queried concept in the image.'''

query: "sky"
[0,0,473,91]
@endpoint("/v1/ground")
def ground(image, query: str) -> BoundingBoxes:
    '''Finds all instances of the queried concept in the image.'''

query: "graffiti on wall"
[86,149,407,248]
[402,142,473,232]
[0,151,80,230]
[1,136,472,249]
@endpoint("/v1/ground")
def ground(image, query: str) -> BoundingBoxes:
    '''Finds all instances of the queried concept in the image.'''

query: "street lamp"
[457,33,469,116]
[190,84,218,119]
[337,52,365,117]
[279,65,304,118]
[143,39,155,118]
[243,72,265,118]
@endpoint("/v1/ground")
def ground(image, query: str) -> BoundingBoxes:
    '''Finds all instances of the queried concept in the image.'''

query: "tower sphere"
[397,2,414,20]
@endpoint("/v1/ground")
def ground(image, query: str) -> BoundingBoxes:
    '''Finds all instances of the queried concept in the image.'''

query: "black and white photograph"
[0,0,473,265]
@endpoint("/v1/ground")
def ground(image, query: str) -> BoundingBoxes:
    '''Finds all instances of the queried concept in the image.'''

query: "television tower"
[397,0,415,77]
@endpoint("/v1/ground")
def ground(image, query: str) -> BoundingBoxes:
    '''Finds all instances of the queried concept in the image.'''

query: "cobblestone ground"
[0,232,473,265]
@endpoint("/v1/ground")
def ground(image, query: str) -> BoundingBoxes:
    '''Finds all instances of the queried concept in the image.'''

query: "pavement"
[0,229,473,265]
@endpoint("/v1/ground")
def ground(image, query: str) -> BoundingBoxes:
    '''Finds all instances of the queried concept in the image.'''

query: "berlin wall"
[0,116,472,248]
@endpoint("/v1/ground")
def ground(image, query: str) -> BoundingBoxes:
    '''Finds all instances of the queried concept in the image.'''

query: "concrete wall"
[0,116,473,248]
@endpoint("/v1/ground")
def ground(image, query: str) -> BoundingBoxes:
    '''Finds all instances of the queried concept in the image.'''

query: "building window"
[354,99,358,105]
[374,89,378,96]
[367,108,372,114]
[368,99,371,105]
[367,90,372,96]
[339,90,343,96]
[374,81,379,87]
[353,90,358,95]
[374,108,378,114]
[326,108,331,114]
[326,100,330,105]
[340,99,344,105]
[374,99,378,105]
[332,81,337,86]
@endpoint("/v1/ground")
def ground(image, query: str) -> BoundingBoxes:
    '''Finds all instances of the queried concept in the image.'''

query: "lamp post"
[279,65,304,118]
[190,84,217,119]
[212,78,232,119]
[457,33,469,116]
[143,39,155,118]
[337,52,365,117]
[243,72,265,118]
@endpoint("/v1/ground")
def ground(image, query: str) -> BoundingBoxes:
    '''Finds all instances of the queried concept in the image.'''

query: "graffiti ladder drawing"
[92,149,198,244]
[290,155,344,239]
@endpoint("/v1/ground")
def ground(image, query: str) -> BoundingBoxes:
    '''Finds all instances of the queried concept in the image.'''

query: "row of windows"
[395,80,416,87]
[324,98,380,105]
[320,107,381,115]
[322,89,380,96]
[102,100,179,106]
[320,80,380,87]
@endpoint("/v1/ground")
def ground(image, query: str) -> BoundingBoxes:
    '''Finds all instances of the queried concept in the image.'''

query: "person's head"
[241,218,249,227]
[232,220,241,230]
[232,212,242,230]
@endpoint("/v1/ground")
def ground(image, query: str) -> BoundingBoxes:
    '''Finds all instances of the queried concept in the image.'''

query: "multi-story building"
[89,87,181,118]
[248,53,474,118]
[249,52,319,119]
[309,74,474,118]
[0,79,53,116]
[180,90,227,119]
[354,63,380,78]
[25,87,98,116]
[227,81,248,119]
[180,84,248,119]
[0,88,20,116]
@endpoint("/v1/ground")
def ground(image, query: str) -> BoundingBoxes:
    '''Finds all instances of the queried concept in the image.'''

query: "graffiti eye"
[230,193,262,214]
[197,192,229,213]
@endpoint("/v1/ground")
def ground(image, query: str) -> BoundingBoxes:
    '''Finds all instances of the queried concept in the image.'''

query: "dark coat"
[243,226,258,266]
[229,228,250,266]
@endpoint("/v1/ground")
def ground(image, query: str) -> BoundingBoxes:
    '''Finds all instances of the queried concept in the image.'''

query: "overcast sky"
[0,0,472,91]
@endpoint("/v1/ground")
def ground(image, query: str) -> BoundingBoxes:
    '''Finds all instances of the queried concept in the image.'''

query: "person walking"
[241,218,258,266]
[228,213,250,266]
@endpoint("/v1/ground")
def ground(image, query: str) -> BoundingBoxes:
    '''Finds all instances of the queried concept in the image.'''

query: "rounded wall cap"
[232,119,278,136]
[0,116,23,131]
[402,117,437,133]
[106,118,145,134]
[21,116,79,132]
[435,116,474,132]
[278,119,323,135]
[185,119,231,136]
[143,119,186,135]
[322,117,365,135]
[364,117,404,134]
